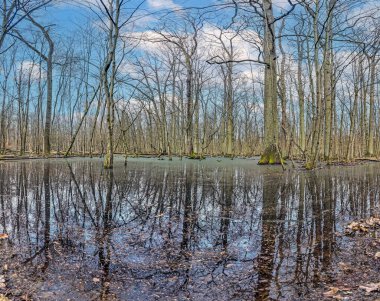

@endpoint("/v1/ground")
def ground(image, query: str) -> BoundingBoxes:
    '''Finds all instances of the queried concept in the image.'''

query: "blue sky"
[44,0,217,33]
[39,0,300,37]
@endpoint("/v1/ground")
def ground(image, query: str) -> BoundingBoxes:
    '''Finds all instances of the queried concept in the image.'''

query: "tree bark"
[259,0,281,165]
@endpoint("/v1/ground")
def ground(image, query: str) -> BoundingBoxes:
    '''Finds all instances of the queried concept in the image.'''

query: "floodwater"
[0,157,379,301]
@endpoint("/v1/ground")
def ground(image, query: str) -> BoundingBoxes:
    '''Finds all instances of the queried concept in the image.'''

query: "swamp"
[0,157,379,300]
[1,0,380,300]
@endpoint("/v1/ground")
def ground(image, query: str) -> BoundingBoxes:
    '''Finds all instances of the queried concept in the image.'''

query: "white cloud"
[16,61,44,81]
[201,24,262,64]
[123,30,167,54]
[147,0,181,10]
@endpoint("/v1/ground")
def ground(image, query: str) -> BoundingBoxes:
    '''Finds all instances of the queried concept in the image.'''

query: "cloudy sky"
[50,0,212,26]
[44,0,298,34]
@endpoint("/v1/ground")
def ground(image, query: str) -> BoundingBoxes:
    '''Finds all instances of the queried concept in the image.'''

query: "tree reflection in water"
[0,158,379,300]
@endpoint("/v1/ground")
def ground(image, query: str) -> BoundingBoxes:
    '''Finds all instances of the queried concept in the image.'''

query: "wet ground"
[0,157,379,301]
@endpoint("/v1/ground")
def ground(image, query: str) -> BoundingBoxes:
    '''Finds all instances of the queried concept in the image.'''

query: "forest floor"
[306,218,380,301]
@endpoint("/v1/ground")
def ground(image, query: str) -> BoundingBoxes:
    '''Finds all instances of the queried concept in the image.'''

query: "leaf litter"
[311,216,380,300]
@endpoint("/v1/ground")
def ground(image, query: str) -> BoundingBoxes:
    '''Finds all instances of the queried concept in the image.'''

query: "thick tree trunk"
[259,0,281,164]
[43,34,54,156]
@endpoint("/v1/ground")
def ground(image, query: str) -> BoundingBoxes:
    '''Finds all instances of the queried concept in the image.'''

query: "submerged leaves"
[359,282,380,293]
[345,217,380,235]
[337,262,352,273]
[323,287,340,297]
[0,275,5,289]
[323,286,352,300]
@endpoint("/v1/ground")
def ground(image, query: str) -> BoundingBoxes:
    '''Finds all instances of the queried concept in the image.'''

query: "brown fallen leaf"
[347,221,369,232]
[375,252,380,259]
[0,234,8,240]
[324,287,340,297]
[0,295,10,301]
[366,217,380,227]
[359,282,380,293]
[347,221,359,229]
[324,286,353,299]
[338,262,352,272]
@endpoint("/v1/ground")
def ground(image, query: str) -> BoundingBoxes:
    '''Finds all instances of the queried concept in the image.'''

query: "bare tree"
[14,14,54,155]
[0,0,51,50]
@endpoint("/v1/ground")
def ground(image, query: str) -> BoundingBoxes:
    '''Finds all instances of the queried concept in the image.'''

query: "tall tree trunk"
[367,57,376,156]
[323,0,336,161]
[346,82,358,161]
[297,36,305,151]
[279,19,287,155]
[259,0,281,164]
[306,0,323,169]
[226,62,234,157]
[103,0,121,169]
[185,56,194,155]
[44,49,53,155]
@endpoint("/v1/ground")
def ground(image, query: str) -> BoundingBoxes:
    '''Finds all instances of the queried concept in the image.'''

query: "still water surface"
[0,157,379,300]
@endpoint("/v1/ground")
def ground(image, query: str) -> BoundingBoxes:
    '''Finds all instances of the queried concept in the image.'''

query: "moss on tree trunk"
[104,153,112,169]
[258,144,284,165]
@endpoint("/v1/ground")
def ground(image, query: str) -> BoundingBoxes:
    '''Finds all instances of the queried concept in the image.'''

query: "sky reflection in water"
[0,157,379,300]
